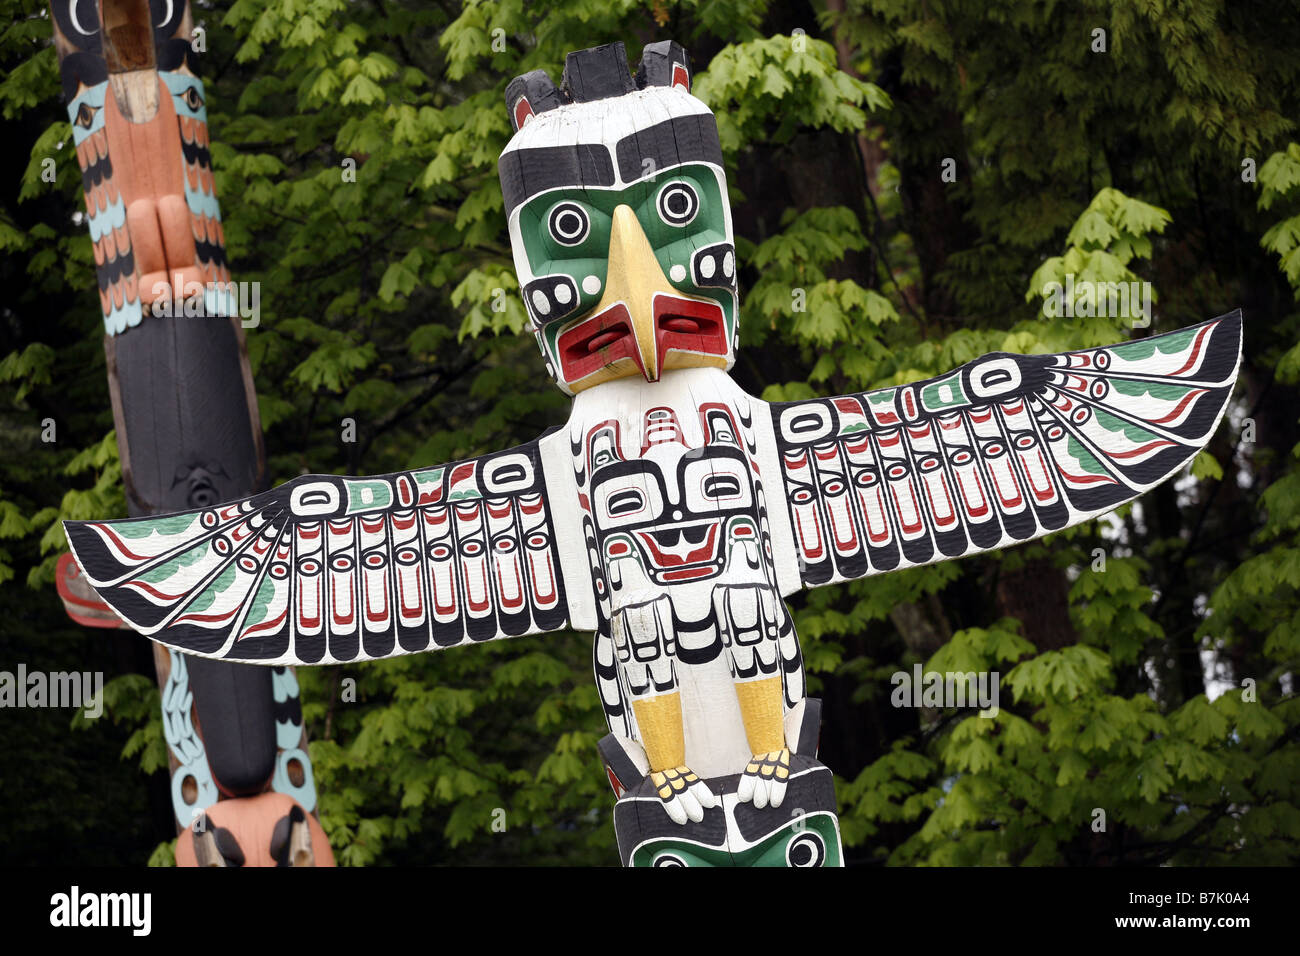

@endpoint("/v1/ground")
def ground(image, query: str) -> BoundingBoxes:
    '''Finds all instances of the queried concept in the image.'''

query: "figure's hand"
[650,766,718,825]
[737,749,790,809]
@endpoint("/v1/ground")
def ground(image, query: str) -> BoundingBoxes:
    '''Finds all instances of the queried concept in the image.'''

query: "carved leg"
[613,596,717,824]
[715,584,792,807]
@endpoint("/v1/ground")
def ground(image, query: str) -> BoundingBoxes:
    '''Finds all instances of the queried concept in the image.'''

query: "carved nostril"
[189,483,217,508]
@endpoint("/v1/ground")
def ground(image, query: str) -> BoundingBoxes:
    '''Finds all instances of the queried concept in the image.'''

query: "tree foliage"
[0,0,1296,865]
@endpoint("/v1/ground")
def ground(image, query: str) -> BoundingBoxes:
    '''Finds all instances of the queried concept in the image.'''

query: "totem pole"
[63,41,1243,867]
[51,0,332,866]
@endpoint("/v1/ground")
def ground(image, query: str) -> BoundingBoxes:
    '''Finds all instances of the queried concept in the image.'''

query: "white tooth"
[554,283,572,305]
[531,289,551,316]
[699,255,716,279]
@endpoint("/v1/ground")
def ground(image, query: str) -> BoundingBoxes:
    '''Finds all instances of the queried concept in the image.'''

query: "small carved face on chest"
[577,403,771,606]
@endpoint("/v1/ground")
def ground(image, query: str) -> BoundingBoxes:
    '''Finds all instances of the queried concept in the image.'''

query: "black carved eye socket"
[74,101,98,129]
[63,0,99,39]
[606,490,644,517]
[154,0,185,33]
[182,86,204,111]
[702,475,741,499]
[656,181,698,226]
[548,202,589,246]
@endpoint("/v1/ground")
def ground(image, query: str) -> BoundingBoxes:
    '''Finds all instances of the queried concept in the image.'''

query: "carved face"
[52,0,229,335]
[576,400,771,614]
[499,44,739,395]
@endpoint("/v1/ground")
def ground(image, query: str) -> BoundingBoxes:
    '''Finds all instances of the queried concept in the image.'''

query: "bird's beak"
[100,0,161,122]
[555,204,728,393]
[591,204,676,383]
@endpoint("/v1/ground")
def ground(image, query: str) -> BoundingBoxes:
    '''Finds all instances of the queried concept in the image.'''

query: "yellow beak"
[591,204,676,383]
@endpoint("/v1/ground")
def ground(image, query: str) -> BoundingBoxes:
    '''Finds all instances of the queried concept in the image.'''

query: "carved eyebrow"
[614,115,722,183]
[499,144,616,214]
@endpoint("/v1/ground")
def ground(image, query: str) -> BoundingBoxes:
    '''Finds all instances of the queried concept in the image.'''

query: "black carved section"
[635,40,690,90]
[504,69,568,132]
[561,41,635,104]
[187,655,276,797]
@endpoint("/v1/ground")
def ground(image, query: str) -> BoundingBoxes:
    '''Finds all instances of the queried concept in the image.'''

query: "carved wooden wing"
[64,443,571,664]
[769,310,1243,591]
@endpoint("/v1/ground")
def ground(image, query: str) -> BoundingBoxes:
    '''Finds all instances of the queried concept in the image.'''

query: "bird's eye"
[656,181,698,226]
[548,202,589,246]
[154,0,184,32]
[74,102,98,129]
[66,0,99,38]
[182,86,204,111]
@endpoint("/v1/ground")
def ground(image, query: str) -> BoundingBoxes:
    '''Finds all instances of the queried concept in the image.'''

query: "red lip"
[556,294,728,384]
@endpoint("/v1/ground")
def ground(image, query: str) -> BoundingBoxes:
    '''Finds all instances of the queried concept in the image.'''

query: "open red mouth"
[556,294,728,385]
[634,521,720,570]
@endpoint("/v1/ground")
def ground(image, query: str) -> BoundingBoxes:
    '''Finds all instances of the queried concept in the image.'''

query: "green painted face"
[512,161,739,392]
[630,812,842,867]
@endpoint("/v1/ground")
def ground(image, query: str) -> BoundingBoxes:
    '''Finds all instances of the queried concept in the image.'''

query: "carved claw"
[650,766,718,825]
[737,748,790,809]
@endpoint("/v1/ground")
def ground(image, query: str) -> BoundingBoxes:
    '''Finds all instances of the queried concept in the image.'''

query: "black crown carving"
[505,40,693,133]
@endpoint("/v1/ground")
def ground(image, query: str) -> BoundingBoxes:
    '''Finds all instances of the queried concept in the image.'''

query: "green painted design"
[1095,408,1159,443]
[867,389,895,406]
[1066,436,1107,475]
[920,371,969,411]
[516,161,736,343]
[632,839,732,867]
[243,575,276,627]
[1109,378,1189,400]
[140,541,208,583]
[411,468,444,494]
[447,488,482,501]
[840,422,870,434]
[184,564,237,614]
[113,513,201,538]
[629,812,841,867]
[1108,326,1196,362]
[346,480,392,513]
